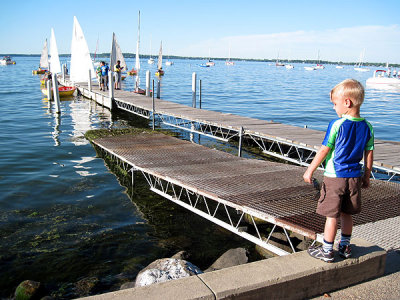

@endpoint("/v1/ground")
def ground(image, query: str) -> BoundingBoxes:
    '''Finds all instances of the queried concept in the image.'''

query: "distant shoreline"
[2,53,398,67]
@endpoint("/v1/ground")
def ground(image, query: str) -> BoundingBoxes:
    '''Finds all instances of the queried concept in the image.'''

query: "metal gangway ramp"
[90,132,400,256]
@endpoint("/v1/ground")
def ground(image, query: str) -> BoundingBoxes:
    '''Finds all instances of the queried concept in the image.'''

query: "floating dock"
[67,78,400,181]
[90,132,400,255]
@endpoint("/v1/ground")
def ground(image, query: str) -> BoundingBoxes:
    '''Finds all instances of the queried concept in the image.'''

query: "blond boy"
[303,79,374,262]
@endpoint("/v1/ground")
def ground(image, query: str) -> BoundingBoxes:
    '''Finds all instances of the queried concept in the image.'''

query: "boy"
[100,61,109,91]
[303,79,374,263]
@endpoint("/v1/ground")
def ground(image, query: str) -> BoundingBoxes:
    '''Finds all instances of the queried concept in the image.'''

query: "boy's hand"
[303,169,313,184]
[362,176,370,188]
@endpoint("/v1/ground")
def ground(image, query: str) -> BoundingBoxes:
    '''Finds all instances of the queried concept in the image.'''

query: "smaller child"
[303,79,374,262]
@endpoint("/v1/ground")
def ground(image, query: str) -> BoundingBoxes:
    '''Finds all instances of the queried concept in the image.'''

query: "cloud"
[180,25,400,63]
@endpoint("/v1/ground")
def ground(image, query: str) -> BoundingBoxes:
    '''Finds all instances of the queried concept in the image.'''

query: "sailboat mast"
[135,10,141,91]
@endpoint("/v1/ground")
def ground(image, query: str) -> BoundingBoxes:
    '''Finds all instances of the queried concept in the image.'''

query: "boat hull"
[32,69,47,75]
[41,86,76,97]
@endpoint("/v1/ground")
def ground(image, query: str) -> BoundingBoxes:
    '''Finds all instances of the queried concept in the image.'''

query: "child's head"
[330,79,365,107]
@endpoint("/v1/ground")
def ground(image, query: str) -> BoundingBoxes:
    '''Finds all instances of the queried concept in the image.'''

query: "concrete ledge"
[79,238,386,300]
[80,275,214,300]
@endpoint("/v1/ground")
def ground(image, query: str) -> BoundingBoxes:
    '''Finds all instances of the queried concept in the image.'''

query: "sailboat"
[206,48,215,66]
[134,11,145,94]
[110,32,128,81]
[148,36,155,64]
[42,27,76,97]
[155,41,164,76]
[33,39,49,74]
[315,50,325,69]
[49,28,61,74]
[275,50,285,67]
[70,16,96,83]
[354,49,370,72]
[225,43,234,66]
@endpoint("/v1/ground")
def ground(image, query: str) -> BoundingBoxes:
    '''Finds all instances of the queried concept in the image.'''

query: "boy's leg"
[324,216,338,242]
[339,212,353,258]
[307,216,336,263]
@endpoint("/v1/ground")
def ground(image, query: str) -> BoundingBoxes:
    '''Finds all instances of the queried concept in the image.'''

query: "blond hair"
[330,79,365,107]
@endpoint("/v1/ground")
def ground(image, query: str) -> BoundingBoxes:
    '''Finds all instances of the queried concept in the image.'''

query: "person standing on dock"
[114,60,123,90]
[96,64,102,89]
[303,79,374,263]
[100,61,109,91]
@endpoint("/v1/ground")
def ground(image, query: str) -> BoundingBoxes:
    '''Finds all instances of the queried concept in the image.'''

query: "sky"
[1,0,400,63]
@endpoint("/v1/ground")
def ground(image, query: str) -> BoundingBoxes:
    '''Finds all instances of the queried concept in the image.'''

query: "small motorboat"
[127,68,137,75]
[32,68,47,75]
[199,64,210,68]
[165,61,174,66]
[304,66,316,71]
[41,86,76,97]
[0,56,16,65]
[315,64,325,69]
[285,64,294,69]
[366,70,400,88]
[206,60,215,67]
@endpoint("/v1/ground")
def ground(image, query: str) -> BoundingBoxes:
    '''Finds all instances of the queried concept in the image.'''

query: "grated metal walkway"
[71,80,400,181]
[91,132,400,255]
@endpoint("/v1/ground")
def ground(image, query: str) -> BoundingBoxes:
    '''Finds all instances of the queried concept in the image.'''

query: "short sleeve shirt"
[322,114,374,178]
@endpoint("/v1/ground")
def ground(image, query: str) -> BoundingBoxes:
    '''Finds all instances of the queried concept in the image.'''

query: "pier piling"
[146,70,150,97]
[238,126,243,157]
[51,73,60,113]
[152,80,155,130]
[108,71,114,100]
[192,72,196,108]
[88,69,92,92]
[157,79,161,99]
[46,79,52,101]
[199,79,202,109]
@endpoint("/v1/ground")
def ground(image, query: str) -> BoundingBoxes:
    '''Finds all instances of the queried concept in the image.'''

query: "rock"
[15,280,45,300]
[134,258,203,287]
[120,282,135,290]
[74,277,99,297]
[170,250,189,260]
[205,248,248,272]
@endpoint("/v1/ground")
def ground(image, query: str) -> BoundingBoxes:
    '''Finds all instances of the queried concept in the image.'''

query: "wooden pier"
[91,132,400,255]
[68,78,400,181]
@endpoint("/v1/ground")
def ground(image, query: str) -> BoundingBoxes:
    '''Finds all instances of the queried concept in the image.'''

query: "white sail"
[70,16,96,83]
[110,33,127,72]
[40,39,49,69]
[157,41,163,70]
[135,10,141,90]
[49,28,61,74]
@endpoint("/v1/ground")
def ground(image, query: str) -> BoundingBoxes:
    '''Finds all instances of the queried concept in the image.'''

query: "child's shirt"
[101,65,109,76]
[322,114,374,178]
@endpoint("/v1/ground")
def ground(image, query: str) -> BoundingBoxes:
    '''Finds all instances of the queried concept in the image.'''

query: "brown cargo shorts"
[316,176,362,218]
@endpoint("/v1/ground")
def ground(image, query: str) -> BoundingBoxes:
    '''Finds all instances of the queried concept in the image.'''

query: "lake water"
[1,56,399,298]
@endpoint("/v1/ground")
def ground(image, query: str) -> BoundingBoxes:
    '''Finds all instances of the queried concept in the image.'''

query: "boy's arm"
[362,150,374,188]
[303,145,331,184]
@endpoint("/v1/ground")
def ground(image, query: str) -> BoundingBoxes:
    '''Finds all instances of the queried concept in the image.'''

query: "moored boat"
[41,86,76,97]
[155,41,164,76]
[127,69,137,75]
[304,66,316,71]
[33,39,49,74]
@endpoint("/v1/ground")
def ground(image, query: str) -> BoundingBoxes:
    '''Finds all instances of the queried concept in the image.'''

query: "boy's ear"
[345,98,352,107]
